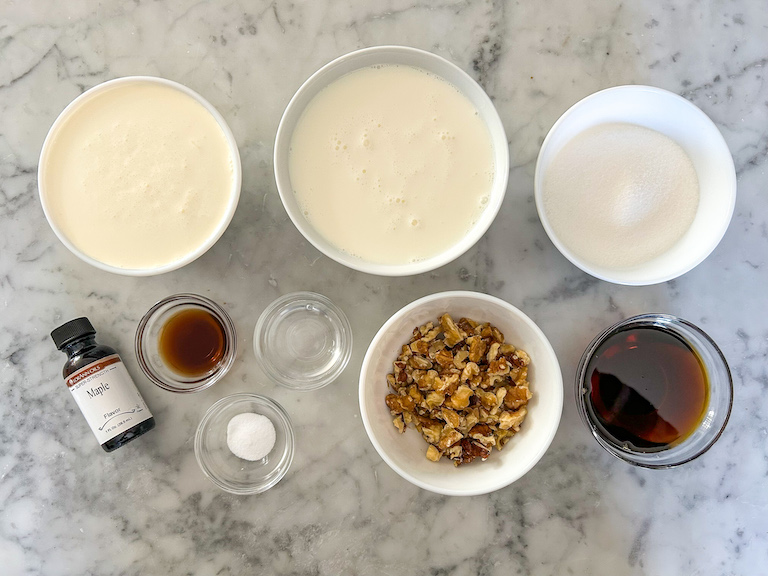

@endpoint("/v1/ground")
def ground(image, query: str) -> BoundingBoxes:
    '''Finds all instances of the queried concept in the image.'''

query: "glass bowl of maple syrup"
[576,313,732,468]
[135,293,237,393]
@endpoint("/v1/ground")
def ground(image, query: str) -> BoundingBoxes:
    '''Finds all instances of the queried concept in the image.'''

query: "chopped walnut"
[487,342,500,363]
[410,339,429,356]
[438,428,463,450]
[468,337,487,363]
[453,349,469,370]
[441,314,465,348]
[434,348,454,368]
[446,384,473,410]
[425,391,445,409]
[426,445,441,462]
[441,407,461,429]
[457,438,490,465]
[499,407,528,431]
[409,355,433,370]
[385,314,533,466]
[461,362,480,383]
[504,385,532,410]
[385,394,415,413]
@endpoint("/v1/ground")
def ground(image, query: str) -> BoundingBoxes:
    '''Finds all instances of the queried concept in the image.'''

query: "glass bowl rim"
[135,293,237,393]
[194,392,295,495]
[253,291,353,391]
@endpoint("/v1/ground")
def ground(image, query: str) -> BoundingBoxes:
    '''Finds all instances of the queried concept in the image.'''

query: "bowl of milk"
[274,46,509,276]
[38,76,241,276]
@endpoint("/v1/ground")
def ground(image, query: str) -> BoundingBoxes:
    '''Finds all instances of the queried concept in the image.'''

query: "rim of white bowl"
[38,75,242,277]
[533,84,737,286]
[358,290,563,496]
[274,45,509,277]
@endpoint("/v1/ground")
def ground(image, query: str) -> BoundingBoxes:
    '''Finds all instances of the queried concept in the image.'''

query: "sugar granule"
[542,122,699,268]
[226,412,276,461]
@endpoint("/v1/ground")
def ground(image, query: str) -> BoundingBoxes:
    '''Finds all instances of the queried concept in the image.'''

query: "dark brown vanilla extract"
[159,308,226,378]
[585,327,708,451]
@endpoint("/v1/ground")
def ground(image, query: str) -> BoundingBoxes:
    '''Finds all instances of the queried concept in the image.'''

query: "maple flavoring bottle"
[51,317,155,452]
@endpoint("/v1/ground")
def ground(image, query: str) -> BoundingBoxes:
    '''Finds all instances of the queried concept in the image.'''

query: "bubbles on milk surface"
[287,63,496,265]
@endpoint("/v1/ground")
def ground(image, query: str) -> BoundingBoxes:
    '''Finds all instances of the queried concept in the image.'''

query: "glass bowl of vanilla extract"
[576,313,732,468]
[135,294,237,393]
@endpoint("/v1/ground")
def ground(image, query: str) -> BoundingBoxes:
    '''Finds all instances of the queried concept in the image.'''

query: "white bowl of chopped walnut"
[359,291,563,496]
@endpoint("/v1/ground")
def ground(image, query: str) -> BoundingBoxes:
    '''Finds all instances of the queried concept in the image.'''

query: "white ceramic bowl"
[274,46,509,277]
[359,291,563,496]
[38,76,242,276]
[534,85,737,285]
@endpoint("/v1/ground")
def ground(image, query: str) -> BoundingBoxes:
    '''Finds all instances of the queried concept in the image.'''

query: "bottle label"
[66,354,152,445]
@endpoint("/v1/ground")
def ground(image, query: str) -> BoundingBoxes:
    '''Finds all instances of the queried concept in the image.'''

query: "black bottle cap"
[51,317,96,350]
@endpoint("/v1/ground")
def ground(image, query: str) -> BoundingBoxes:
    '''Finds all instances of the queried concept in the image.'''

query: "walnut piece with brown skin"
[385,314,533,466]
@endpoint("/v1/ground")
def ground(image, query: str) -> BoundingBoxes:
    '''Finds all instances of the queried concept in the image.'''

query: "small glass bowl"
[135,293,237,393]
[575,313,732,468]
[195,393,295,495]
[254,292,352,391]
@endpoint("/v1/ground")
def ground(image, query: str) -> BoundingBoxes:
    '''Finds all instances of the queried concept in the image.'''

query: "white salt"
[543,123,700,268]
[226,413,276,461]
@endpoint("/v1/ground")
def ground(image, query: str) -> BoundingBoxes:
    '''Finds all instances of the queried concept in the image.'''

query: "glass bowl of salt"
[195,393,295,495]
[534,85,736,286]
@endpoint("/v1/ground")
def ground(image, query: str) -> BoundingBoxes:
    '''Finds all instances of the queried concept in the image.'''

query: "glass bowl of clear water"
[253,292,352,390]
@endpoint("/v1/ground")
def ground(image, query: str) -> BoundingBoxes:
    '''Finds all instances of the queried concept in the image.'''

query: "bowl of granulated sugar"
[534,85,736,285]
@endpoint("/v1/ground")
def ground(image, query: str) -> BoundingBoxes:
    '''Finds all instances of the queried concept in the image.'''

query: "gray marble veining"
[1,1,767,575]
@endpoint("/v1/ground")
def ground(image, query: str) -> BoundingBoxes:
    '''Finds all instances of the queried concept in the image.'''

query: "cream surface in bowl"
[289,64,494,266]
[359,291,563,496]
[274,46,509,277]
[38,76,242,276]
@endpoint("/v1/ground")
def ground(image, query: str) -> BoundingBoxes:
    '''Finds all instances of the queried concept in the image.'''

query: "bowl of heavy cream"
[274,46,509,276]
[534,85,737,285]
[39,76,241,275]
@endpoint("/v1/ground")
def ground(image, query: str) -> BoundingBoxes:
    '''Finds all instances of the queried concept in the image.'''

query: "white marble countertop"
[1,1,767,575]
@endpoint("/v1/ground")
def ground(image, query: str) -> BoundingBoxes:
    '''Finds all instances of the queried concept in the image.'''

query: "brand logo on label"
[66,355,121,387]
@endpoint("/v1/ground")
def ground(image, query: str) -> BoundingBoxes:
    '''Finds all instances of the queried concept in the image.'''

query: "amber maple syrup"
[585,326,709,451]
[159,308,226,378]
